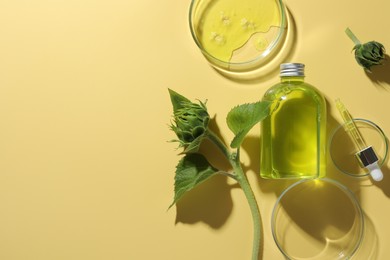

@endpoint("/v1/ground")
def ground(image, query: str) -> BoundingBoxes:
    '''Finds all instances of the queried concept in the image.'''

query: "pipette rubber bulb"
[366,162,383,182]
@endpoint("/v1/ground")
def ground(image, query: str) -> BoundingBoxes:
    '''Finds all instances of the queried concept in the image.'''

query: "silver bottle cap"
[280,63,305,77]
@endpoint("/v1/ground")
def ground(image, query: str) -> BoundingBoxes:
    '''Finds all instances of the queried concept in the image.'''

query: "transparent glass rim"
[188,0,287,70]
[329,118,389,178]
[271,178,365,260]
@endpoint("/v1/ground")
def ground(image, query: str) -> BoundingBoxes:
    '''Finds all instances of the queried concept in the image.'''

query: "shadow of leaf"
[241,135,261,175]
[174,116,234,229]
[175,174,233,229]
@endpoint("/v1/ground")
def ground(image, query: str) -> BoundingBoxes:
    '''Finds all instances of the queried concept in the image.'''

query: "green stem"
[206,130,232,160]
[345,27,361,45]
[232,159,262,260]
[218,171,237,180]
[207,130,262,260]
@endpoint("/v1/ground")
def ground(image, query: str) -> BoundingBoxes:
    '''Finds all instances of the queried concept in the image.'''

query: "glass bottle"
[260,63,327,179]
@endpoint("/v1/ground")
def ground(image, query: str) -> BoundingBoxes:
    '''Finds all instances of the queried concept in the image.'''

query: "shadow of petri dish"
[189,0,295,81]
[352,213,379,260]
[271,178,364,260]
[329,119,389,178]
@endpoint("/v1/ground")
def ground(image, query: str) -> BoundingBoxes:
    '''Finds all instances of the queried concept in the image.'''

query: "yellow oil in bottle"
[260,64,326,179]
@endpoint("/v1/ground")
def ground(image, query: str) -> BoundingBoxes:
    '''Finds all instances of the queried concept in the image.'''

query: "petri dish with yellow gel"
[189,0,287,72]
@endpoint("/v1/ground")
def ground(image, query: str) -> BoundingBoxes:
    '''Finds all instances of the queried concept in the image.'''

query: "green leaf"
[169,153,218,209]
[168,88,191,112]
[182,135,205,154]
[226,101,271,148]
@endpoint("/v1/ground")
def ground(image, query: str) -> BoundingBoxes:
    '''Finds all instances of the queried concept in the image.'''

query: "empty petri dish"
[189,0,288,74]
[329,118,388,177]
[272,178,364,260]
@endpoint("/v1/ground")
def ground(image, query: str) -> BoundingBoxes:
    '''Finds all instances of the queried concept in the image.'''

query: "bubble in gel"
[220,12,231,26]
[210,32,226,45]
[241,18,248,29]
[215,35,225,45]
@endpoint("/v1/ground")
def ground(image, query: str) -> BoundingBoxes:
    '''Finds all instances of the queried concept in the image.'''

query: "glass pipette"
[335,99,383,181]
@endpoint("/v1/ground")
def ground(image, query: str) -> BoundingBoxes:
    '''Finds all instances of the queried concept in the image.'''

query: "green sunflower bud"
[168,89,209,153]
[346,28,386,71]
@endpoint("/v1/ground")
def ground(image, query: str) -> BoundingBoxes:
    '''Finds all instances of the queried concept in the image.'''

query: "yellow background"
[0,0,389,259]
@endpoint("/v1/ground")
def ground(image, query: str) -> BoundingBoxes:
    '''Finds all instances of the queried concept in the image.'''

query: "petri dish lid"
[329,118,388,178]
[271,178,364,260]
